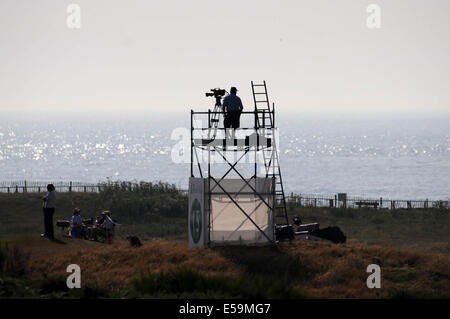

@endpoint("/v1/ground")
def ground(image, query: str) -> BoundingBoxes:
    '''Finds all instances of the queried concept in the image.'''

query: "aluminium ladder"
[251,81,289,226]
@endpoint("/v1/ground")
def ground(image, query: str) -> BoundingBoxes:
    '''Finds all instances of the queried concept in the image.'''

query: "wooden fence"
[286,193,449,210]
[0,181,447,210]
[0,180,187,195]
[0,181,101,193]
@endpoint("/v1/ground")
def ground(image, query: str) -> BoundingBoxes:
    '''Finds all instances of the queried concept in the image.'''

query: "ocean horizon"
[0,112,449,200]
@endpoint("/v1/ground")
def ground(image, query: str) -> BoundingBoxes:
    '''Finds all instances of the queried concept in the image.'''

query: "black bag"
[311,226,346,244]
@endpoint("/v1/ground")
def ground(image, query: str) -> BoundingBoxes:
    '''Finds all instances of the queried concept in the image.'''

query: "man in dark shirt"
[222,87,243,129]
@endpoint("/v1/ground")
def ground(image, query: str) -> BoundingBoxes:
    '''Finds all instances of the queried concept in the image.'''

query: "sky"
[0,0,449,119]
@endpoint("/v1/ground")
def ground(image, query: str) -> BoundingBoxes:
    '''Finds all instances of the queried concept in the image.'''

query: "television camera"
[205,88,227,109]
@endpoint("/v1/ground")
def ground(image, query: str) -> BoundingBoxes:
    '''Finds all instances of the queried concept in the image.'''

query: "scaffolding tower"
[188,81,288,247]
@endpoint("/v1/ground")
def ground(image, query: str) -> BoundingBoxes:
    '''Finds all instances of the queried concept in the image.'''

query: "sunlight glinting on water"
[0,118,449,199]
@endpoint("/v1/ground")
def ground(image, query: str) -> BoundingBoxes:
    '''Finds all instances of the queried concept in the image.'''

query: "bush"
[96,180,188,222]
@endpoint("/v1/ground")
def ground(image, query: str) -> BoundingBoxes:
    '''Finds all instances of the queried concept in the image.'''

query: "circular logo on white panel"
[190,198,202,244]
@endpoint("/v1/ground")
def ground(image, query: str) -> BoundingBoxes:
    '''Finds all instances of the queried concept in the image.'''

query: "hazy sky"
[1,0,449,117]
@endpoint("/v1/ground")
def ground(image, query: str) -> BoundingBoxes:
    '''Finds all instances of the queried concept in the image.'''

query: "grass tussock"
[0,240,30,276]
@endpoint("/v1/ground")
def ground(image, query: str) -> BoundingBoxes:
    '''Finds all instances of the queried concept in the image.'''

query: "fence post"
[38,186,41,193]
[7,187,10,193]
[380,197,383,208]
[15,185,18,193]
[24,180,27,193]
[69,181,72,192]
[391,201,395,210]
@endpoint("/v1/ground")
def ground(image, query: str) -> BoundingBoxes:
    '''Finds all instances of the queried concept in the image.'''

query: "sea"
[0,113,449,200]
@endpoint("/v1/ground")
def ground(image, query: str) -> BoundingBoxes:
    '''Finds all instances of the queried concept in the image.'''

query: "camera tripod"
[208,95,226,140]
[211,96,223,123]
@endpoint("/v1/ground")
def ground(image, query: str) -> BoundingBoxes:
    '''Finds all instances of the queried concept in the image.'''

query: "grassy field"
[1,189,449,254]
[0,184,449,298]
[1,235,449,298]
[0,182,187,241]
[287,206,450,255]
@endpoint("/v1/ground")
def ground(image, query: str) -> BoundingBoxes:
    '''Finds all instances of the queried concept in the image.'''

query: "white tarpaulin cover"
[209,177,274,245]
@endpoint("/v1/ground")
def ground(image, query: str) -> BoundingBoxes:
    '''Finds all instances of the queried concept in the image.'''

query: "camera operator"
[223,87,243,129]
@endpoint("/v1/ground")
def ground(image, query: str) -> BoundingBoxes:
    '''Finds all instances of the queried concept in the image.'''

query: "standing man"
[41,184,56,239]
[222,87,243,129]
[101,210,116,244]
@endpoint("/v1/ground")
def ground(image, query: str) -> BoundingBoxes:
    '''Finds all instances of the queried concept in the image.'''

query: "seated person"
[96,213,105,226]
[70,208,83,238]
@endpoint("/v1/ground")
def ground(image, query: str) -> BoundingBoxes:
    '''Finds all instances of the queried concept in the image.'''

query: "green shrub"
[96,180,188,222]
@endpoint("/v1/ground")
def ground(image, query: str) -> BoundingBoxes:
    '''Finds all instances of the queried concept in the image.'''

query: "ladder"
[251,81,289,226]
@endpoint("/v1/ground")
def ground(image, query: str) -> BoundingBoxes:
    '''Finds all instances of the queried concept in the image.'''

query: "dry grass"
[7,235,449,298]
[20,237,241,293]
[279,241,450,298]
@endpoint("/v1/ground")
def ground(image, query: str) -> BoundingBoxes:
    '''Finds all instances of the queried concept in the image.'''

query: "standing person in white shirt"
[41,184,56,239]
